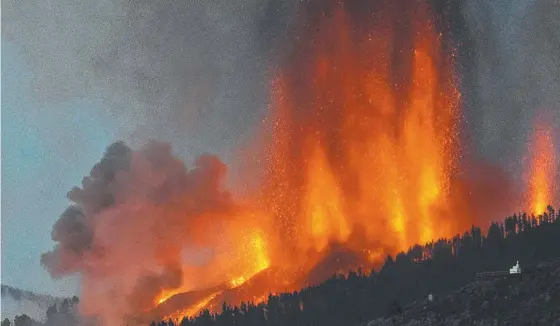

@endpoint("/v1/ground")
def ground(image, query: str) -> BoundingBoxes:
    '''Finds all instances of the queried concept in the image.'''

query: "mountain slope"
[363,260,560,325]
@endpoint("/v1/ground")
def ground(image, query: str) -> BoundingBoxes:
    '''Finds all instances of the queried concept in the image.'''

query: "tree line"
[2,296,79,326]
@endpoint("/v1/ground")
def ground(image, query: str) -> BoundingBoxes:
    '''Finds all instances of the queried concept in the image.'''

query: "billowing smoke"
[41,141,247,324]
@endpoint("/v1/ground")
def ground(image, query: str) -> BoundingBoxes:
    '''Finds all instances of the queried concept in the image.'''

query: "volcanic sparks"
[261,0,461,267]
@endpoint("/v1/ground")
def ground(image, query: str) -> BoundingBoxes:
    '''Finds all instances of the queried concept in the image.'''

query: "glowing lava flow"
[154,226,270,309]
[157,293,175,306]
[163,292,221,323]
[527,114,558,215]
[152,228,272,322]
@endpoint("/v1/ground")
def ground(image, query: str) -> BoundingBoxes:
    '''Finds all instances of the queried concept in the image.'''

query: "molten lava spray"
[526,112,558,214]
[260,0,464,268]
[42,1,502,324]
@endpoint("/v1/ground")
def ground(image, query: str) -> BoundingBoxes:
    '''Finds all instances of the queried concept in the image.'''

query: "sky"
[2,0,559,298]
[2,41,116,296]
[1,0,122,296]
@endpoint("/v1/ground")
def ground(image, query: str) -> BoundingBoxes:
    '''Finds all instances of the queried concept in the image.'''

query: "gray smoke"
[2,0,296,159]
[460,0,560,175]
[4,0,557,179]
[41,141,244,324]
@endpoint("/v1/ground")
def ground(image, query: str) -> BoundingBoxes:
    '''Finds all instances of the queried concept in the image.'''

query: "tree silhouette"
[13,315,32,326]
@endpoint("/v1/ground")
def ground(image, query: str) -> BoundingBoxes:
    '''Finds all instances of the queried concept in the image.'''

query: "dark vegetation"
[1,296,79,326]
[3,207,559,326]
[365,260,560,325]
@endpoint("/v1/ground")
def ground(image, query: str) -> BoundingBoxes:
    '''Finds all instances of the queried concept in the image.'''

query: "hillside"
[1,285,79,326]
[151,208,560,326]
[364,260,560,325]
[2,210,558,326]
[0,285,64,323]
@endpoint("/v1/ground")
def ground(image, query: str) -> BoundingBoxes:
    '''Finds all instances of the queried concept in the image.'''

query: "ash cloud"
[2,1,296,157]
[5,0,556,172]
[41,141,242,324]
[457,0,560,174]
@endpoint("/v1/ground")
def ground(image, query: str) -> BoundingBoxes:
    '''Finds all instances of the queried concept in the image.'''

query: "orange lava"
[156,292,176,306]
[163,292,221,322]
[260,0,461,268]
[527,114,558,215]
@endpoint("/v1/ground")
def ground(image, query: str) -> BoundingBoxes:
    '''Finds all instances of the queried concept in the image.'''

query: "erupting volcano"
[40,1,541,325]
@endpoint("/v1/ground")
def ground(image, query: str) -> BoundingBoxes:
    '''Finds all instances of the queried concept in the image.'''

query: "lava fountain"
[526,112,558,215]
[258,0,463,270]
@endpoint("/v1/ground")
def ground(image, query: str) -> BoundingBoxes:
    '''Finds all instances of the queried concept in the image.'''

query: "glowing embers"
[223,225,271,290]
[249,229,271,274]
[229,276,246,288]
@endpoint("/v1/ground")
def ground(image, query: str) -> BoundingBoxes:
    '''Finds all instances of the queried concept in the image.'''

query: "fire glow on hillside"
[39,1,558,325]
